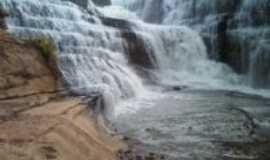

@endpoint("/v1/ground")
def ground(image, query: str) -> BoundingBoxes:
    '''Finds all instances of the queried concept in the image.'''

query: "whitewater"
[99,2,270,116]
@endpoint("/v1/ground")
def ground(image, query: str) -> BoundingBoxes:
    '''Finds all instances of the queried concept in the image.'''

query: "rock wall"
[0,31,125,160]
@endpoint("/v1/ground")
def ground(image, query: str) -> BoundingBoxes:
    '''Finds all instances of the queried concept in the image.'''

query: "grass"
[25,37,57,63]
[24,37,60,76]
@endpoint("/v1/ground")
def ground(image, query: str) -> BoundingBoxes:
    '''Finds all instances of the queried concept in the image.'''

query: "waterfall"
[102,3,241,89]
[0,0,145,115]
[119,0,270,89]
[1,0,270,118]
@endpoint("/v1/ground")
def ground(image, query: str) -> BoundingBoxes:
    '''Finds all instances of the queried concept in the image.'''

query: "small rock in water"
[173,86,182,91]
[145,156,155,160]
[135,155,143,160]
[123,136,130,141]
[149,152,155,157]
[172,85,188,91]
[124,150,132,155]
[145,128,151,132]
[163,85,188,92]
[160,155,165,160]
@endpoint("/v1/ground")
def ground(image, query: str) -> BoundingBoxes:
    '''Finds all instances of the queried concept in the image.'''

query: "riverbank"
[0,30,126,160]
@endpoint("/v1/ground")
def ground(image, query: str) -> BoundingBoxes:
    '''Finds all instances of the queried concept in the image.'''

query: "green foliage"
[26,37,57,63]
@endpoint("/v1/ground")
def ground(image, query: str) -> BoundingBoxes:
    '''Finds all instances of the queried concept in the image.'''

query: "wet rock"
[135,155,143,160]
[92,0,111,6]
[0,8,8,29]
[100,17,133,30]
[160,155,165,160]
[149,152,155,156]
[65,0,89,8]
[172,85,188,91]
[145,156,155,160]
[162,85,188,92]
[123,136,130,141]
[100,16,157,69]
[117,147,169,160]
[124,149,133,156]
[121,30,157,69]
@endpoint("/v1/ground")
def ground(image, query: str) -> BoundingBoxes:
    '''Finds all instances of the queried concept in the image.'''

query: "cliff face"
[0,31,125,160]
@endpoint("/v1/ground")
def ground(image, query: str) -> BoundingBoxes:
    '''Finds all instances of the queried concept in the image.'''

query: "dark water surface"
[112,89,270,160]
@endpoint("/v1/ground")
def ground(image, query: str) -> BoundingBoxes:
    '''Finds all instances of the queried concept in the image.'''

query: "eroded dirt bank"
[0,30,126,160]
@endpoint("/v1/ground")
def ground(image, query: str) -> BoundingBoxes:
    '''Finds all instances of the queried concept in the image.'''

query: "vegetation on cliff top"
[26,38,56,61]
[24,37,60,77]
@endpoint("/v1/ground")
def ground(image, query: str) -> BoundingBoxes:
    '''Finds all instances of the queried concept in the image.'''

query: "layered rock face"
[0,31,59,101]
[0,31,124,160]
[127,0,270,88]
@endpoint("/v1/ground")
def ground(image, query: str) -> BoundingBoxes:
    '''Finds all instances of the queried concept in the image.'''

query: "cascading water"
[134,25,240,88]
[119,0,270,90]
[0,0,145,116]
[2,1,270,159]
[1,0,270,110]
[1,0,269,118]
[103,1,270,97]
